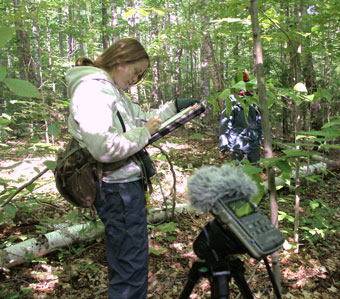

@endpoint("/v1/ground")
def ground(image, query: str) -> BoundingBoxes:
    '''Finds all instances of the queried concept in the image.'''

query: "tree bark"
[110,4,120,43]
[0,222,104,269]
[200,5,224,111]
[249,0,282,293]
[150,11,162,104]
[200,41,211,99]
[102,0,109,49]
[13,0,36,83]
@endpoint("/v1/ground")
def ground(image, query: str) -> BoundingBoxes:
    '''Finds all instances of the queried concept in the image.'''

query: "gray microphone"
[187,164,284,259]
[187,164,258,214]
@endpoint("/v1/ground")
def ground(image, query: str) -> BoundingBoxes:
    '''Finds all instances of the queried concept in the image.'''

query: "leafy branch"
[0,167,50,210]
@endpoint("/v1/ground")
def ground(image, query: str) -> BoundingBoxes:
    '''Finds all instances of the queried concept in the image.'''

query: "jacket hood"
[66,66,113,98]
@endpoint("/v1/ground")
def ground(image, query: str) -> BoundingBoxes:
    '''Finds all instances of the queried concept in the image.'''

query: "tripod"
[179,219,281,299]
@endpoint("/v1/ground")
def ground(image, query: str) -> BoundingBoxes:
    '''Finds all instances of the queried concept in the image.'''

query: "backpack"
[54,138,98,208]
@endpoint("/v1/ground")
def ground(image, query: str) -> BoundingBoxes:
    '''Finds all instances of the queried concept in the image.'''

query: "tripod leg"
[179,260,207,299]
[210,270,230,299]
[230,258,254,299]
[263,257,282,299]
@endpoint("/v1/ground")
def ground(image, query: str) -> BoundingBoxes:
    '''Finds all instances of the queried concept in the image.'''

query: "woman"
[66,38,196,299]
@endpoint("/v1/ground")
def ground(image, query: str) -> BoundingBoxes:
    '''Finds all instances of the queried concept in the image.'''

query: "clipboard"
[148,103,206,145]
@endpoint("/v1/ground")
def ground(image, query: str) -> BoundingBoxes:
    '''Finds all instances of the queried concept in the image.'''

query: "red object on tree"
[243,72,249,82]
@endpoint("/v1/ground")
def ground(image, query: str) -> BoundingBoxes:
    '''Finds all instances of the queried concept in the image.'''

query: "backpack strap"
[96,109,126,201]
[116,110,126,132]
[59,141,82,165]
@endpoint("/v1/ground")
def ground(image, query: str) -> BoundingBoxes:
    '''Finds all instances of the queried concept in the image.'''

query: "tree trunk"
[150,11,162,105]
[102,0,109,49]
[58,8,65,57]
[200,6,224,111]
[67,5,75,55]
[200,42,210,99]
[249,0,282,293]
[13,0,36,83]
[110,4,120,43]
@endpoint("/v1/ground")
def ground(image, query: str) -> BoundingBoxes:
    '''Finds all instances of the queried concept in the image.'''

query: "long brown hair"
[76,38,150,83]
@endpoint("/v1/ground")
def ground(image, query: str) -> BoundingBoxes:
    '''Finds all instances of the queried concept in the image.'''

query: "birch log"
[263,162,327,192]
[0,204,199,269]
[0,222,104,269]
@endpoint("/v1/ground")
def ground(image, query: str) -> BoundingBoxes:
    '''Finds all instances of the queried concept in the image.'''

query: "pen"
[136,118,148,123]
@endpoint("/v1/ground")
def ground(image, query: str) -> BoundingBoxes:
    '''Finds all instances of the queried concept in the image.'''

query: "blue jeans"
[94,180,148,299]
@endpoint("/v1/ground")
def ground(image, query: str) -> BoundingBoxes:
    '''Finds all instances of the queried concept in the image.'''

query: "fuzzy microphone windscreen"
[187,164,258,213]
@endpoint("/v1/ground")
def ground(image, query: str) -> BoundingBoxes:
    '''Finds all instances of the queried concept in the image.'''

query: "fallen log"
[0,204,198,269]
[262,161,328,193]
[0,222,104,269]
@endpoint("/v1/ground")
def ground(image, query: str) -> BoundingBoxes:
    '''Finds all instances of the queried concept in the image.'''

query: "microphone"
[187,164,258,214]
[187,164,285,260]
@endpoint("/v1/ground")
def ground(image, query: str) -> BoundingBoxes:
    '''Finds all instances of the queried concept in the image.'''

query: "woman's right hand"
[144,116,162,135]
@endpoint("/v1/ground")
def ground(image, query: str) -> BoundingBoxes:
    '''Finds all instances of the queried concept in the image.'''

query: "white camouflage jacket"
[66,66,177,183]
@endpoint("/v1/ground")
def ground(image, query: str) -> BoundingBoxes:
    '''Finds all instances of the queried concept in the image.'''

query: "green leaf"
[322,120,340,129]
[304,94,315,102]
[310,201,319,210]
[3,78,42,98]
[122,8,136,19]
[219,88,231,100]
[43,160,56,171]
[294,82,307,93]
[266,90,276,108]
[152,8,165,16]
[232,81,246,90]
[48,123,60,137]
[138,8,149,17]
[26,183,37,192]
[314,88,332,102]
[0,66,7,82]
[3,203,16,217]
[149,247,167,255]
[0,211,3,222]
[190,133,203,140]
[0,27,17,47]
[3,292,21,299]
[276,160,291,172]
[282,149,316,157]
[0,161,21,170]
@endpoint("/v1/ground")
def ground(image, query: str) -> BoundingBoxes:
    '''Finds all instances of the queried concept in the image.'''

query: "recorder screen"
[228,199,255,218]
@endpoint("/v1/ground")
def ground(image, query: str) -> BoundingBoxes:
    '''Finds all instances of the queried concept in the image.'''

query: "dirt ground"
[1,128,339,298]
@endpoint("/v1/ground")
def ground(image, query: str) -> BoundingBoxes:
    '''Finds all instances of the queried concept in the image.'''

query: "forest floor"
[0,127,339,299]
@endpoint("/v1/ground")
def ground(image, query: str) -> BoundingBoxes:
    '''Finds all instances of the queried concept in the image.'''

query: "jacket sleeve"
[132,101,177,123]
[69,80,152,163]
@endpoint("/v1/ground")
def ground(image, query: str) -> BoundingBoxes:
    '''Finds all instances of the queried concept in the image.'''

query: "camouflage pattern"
[219,94,262,163]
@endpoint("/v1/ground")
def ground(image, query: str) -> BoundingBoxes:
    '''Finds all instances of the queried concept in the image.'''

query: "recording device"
[187,164,284,259]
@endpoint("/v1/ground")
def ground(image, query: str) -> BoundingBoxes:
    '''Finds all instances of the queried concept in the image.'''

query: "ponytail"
[75,57,95,67]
